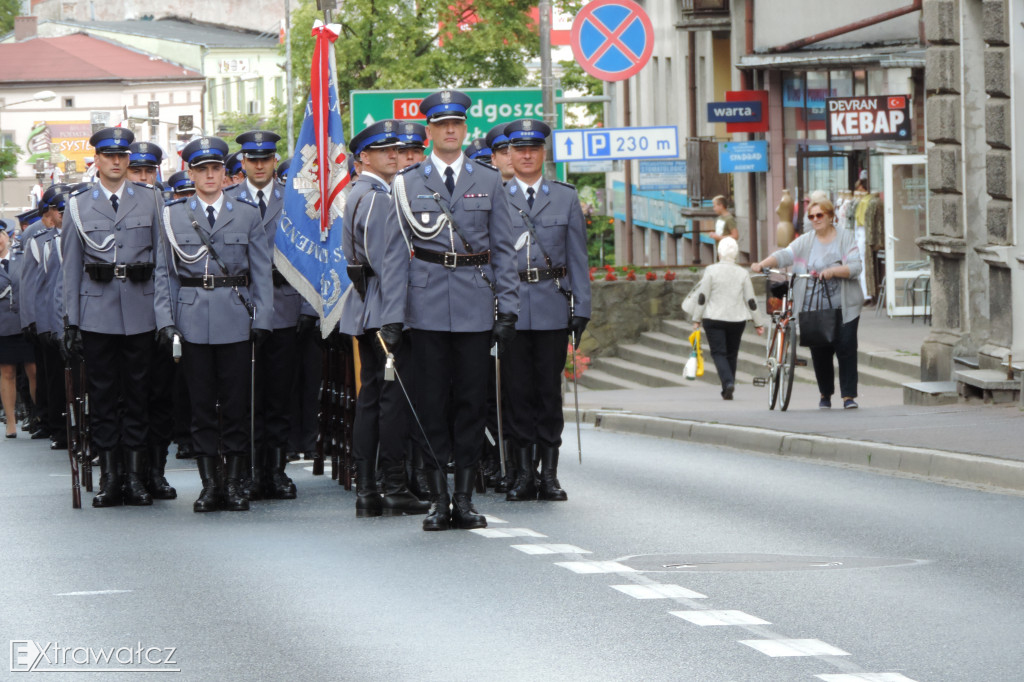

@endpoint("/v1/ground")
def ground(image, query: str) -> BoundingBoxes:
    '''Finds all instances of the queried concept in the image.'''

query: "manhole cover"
[617,553,925,572]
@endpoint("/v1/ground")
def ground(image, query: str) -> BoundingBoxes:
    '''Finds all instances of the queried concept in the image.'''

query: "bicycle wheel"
[779,323,798,411]
[766,326,781,410]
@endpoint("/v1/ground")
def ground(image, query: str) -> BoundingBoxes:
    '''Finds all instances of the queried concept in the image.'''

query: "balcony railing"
[680,0,730,13]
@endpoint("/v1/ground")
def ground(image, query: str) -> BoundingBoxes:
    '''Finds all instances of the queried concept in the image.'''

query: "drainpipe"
[743,0,758,262]
[769,0,922,53]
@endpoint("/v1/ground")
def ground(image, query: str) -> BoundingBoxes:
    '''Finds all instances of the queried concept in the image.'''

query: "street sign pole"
[539,0,557,179]
[623,78,632,265]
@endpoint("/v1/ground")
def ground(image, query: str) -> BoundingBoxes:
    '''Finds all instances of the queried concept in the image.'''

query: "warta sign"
[826,95,911,143]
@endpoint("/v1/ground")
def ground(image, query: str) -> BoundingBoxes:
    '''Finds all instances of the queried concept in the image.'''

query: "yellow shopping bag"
[685,329,705,379]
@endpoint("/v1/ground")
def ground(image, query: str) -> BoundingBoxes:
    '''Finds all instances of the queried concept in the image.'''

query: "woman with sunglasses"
[751,198,864,409]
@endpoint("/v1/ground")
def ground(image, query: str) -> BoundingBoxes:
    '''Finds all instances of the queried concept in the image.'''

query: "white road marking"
[740,639,850,657]
[555,560,636,574]
[610,584,707,600]
[483,515,508,524]
[469,528,547,538]
[54,590,132,596]
[670,610,770,626]
[511,544,591,555]
[816,675,919,682]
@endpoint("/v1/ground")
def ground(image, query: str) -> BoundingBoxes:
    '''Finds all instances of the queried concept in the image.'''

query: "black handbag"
[798,278,841,348]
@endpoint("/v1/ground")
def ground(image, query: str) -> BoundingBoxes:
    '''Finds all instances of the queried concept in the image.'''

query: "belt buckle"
[525,268,540,283]
[443,252,458,269]
[202,274,216,290]
[114,264,127,280]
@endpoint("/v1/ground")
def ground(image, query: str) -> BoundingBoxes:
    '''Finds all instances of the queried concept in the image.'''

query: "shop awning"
[737,45,925,71]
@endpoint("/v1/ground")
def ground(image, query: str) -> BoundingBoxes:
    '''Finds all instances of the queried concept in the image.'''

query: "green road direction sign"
[350,87,563,148]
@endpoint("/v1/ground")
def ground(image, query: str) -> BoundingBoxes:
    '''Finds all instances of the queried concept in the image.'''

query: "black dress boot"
[265,447,297,500]
[148,444,177,500]
[123,450,153,506]
[355,459,382,518]
[538,445,568,501]
[382,465,430,516]
[422,469,451,532]
[223,456,250,511]
[506,445,538,501]
[92,450,124,508]
[175,440,193,459]
[193,456,223,513]
[239,448,262,502]
[451,468,487,529]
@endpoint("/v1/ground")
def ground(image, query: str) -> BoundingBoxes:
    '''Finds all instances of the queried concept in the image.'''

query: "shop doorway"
[795,148,860,224]
[883,155,929,317]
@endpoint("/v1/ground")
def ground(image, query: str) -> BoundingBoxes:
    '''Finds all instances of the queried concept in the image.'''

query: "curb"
[565,407,1024,493]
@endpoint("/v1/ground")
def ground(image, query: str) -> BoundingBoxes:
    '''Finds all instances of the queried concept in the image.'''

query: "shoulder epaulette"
[552,179,576,190]
[69,186,90,197]
[235,196,259,208]
[469,159,497,174]
[397,163,421,175]
[223,183,239,191]
[165,197,187,207]
[132,181,156,190]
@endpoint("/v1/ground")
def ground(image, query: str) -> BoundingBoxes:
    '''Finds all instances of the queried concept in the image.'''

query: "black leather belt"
[519,266,567,283]
[180,274,249,290]
[414,248,490,268]
[272,267,288,287]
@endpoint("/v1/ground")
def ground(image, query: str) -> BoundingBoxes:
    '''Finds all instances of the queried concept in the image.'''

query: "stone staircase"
[580,318,922,391]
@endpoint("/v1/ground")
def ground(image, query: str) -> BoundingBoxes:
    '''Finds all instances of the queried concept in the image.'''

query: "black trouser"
[289,331,321,453]
[810,315,859,399]
[40,342,64,436]
[81,331,153,450]
[253,328,298,450]
[702,319,746,391]
[149,349,176,448]
[502,329,568,449]
[28,335,48,429]
[172,364,191,443]
[410,330,489,472]
[181,340,250,458]
[353,330,409,471]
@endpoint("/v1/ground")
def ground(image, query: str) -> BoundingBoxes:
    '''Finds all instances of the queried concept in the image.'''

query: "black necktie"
[527,187,535,209]
[257,190,266,218]
[206,206,216,228]
[110,194,119,213]
[444,167,455,196]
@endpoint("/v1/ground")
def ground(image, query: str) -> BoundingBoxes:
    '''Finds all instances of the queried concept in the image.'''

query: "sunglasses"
[809,212,828,220]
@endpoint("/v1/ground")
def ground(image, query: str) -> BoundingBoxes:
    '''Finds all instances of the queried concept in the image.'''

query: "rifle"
[78,362,92,492]
[64,361,82,509]
[312,340,329,477]
[340,337,356,491]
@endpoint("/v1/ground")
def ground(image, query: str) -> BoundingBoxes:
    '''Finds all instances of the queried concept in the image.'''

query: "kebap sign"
[826,95,911,143]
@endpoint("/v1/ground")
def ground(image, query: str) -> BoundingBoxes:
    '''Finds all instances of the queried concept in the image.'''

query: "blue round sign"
[570,0,654,82]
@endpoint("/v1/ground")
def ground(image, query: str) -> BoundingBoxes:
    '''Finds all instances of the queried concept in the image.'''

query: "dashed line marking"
[815,671,921,675]
[670,610,770,626]
[610,584,707,600]
[740,639,850,657]
[511,544,591,555]
[54,590,132,596]
[469,528,547,538]
[555,560,636,574]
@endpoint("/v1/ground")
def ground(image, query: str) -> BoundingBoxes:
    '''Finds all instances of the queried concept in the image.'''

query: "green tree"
[286,0,540,132]
[0,142,19,180]
[216,109,288,153]
[0,0,19,35]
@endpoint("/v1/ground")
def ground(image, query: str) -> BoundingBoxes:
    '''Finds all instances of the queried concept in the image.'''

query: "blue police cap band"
[354,132,400,156]
[424,103,467,120]
[95,139,131,152]
[469,146,491,158]
[187,149,224,165]
[130,152,159,165]
[490,134,510,147]
[241,141,276,151]
[508,130,546,143]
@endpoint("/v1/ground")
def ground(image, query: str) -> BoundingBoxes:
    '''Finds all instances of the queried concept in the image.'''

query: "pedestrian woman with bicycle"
[751,198,864,409]
[689,237,767,400]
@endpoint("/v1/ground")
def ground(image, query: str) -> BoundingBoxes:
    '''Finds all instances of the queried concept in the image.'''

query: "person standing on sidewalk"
[689,237,766,400]
[751,199,864,409]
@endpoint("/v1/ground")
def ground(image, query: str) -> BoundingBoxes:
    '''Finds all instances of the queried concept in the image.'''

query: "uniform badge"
[384,120,393,132]
[509,184,518,195]
[225,201,233,211]
[92,189,100,199]
[200,138,210,149]
[190,200,198,210]
[441,90,452,103]
[404,123,415,134]
[126,185,135,196]
[274,188,281,200]
[424,164,433,177]
[254,132,264,143]
[421,213,429,224]
[523,120,533,131]
[541,184,549,194]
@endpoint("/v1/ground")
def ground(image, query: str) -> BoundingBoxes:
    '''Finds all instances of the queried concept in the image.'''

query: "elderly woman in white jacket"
[690,237,767,400]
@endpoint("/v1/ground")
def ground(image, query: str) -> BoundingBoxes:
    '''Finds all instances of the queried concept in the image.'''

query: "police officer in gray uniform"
[395,122,427,170]
[225,129,312,500]
[62,127,163,507]
[38,192,70,450]
[501,119,591,502]
[383,89,519,532]
[485,124,515,183]
[338,120,429,518]
[154,136,272,513]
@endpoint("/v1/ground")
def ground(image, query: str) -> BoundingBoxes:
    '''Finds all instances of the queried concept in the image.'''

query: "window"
[63,97,74,108]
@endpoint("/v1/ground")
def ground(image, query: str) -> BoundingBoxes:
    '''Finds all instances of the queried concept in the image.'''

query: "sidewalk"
[571,309,1024,492]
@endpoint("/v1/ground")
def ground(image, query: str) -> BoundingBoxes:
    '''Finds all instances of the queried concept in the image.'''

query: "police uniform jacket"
[384,158,518,332]
[0,252,22,336]
[37,230,64,336]
[16,223,49,330]
[506,179,591,331]
[154,195,272,344]
[226,182,308,329]
[337,172,403,336]
[62,183,162,335]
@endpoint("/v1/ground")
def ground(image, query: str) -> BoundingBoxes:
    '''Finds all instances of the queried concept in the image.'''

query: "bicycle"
[753,268,813,411]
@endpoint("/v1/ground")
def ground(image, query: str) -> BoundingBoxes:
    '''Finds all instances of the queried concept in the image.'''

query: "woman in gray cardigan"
[751,199,864,409]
